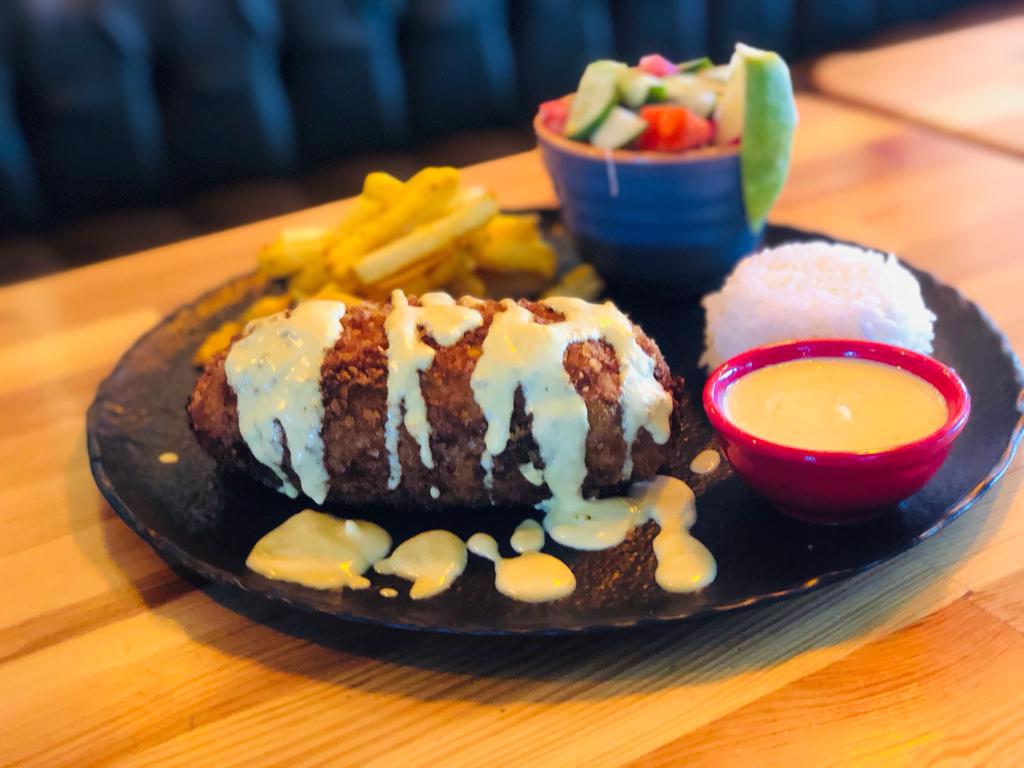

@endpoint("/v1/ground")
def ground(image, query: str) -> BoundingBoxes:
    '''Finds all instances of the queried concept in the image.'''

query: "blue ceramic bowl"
[535,109,760,295]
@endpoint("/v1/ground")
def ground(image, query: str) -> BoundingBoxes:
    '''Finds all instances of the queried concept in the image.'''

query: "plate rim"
[85,222,1024,635]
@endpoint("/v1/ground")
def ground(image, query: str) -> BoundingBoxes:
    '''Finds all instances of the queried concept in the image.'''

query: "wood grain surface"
[812,5,1024,157]
[2,89,1024,767]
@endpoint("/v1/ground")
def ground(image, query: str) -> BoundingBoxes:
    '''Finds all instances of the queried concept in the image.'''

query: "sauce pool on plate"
[723,357,948,452]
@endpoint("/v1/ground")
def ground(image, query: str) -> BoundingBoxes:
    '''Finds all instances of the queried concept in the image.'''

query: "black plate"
[87,220,1024,635]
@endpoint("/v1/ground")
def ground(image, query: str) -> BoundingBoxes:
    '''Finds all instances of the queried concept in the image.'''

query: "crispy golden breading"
[188,297,680,508]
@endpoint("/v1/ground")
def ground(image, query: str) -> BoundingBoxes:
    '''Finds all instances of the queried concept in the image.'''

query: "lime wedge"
[714,43,797,231]
[565,60,626,139]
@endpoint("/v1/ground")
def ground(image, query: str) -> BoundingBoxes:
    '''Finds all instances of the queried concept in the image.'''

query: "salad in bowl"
[534,44,797,293]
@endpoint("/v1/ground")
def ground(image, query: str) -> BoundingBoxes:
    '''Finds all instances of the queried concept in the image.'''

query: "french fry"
[355,189,499,285]
[475,240,557,278]
[197,167,571,368]
[362,247,455,301]
[335,196,383,241]
[540,264,605,301]
[331,167,461,266]
[312,283,365,305]
[193,321,243,367]
[288,257,332,297]
[470,213,558,277]
[362,171,403,203]
[258,227,333,278]
[479,270,551,299]
[484,213,543,242]
[241,293,293,322]
[447,269,487,299]
[337,172,406,237]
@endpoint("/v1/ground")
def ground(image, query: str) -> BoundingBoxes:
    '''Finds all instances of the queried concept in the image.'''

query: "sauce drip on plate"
[467,528,576,604]
[246,510,390,590]
[689,449,720,475]
[510,518,545,554]
[246,477,715,599]
[374,530,468,599]
[633,476,717,592]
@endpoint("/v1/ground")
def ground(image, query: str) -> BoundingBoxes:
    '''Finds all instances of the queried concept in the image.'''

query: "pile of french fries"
[194,166,603,366]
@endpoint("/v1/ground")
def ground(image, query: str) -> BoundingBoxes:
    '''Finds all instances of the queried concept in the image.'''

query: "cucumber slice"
[648,81,669,102]
[662,74,717,117]
[565,60,626,139]
[618,69,665,109]
[678,56,713,73]
[590,106,648,149]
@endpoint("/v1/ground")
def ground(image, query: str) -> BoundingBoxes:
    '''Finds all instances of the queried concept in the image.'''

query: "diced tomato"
[634,105,713,151]
[539,98,570,134]
[638,54,678,78]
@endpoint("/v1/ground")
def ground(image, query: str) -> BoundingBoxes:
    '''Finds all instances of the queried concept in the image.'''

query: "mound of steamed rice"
[700,241,936,369]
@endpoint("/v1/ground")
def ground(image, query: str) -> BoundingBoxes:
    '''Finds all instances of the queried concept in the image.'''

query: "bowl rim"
[533,102,739,166]
[702,338,971,466]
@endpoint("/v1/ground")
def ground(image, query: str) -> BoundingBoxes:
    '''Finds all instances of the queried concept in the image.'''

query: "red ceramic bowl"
[703,339,971,524]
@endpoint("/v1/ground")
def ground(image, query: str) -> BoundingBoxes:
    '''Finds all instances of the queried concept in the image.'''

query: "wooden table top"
[3,92,1024,767]
[812,8,1024,157]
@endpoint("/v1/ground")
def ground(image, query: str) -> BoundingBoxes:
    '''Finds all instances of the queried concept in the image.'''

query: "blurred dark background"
[0,0,1004,282]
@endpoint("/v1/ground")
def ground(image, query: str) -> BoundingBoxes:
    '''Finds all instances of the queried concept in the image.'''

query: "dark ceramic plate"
[87,218,1024,635]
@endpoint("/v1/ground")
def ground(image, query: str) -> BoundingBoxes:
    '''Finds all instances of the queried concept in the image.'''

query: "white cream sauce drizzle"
[518,462,545,487]
[467,532,576,603]
[245,510,391,590]
[373,529,468,599]
[383,290,482,490]
[689,449,721,475]
[470,297,671,530]
[481,453,495,491]
[510,518,545,554]
[225,300,346,503]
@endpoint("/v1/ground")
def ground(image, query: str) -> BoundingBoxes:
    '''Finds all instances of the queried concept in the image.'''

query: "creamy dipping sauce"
[246,510,391,590]
[724,357,947,452]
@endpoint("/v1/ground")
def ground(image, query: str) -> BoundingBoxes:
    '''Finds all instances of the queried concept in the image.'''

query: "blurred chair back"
[0,0,970,233]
